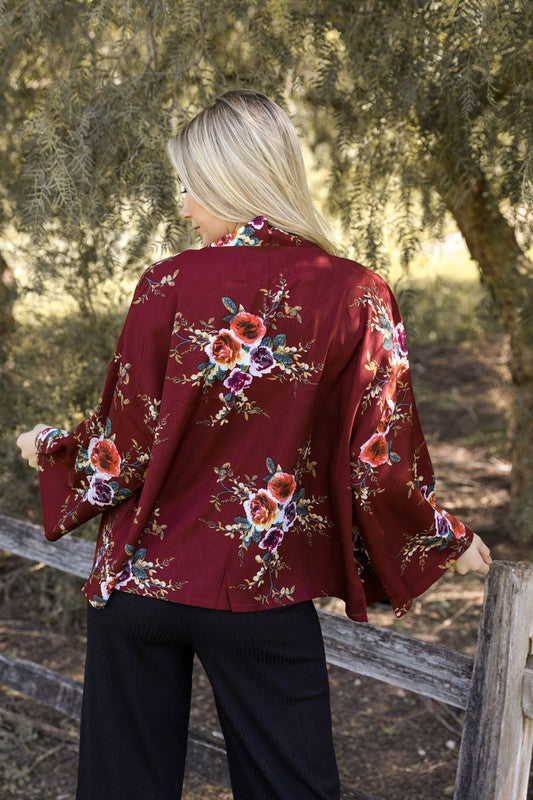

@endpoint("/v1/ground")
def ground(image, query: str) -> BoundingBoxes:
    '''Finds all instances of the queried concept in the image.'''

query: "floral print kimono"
[35,215,474,622]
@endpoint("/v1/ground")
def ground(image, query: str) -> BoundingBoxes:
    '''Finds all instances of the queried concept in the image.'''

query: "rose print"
[88,527,188,608]
[267,472,296,503]
[99,576,119,601]
[422,485,467,540]
[44,416,144,531]
[205,329,245,370]
[87,475,115,506]
[223,368,253,395]
[200,437,333,607]
[398,458,470,572]
[281,501,297,530]
[248,345,276,376]
[88,436,121,477]
[359,432,390,467]
[208,217,264,247]
[166,275,322,427]
[35,426,70,450]
[208,215,307,250]
[349,283,410,511]
[350,282,469,578]
[258,527,285,552]
[98,560,133,601]
[244,489,280,531]
[394,321,408,356]
[229,311,267,345]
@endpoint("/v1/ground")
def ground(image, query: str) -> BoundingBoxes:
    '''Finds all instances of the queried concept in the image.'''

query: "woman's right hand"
[451,532,493,576]
[16,423,51,470]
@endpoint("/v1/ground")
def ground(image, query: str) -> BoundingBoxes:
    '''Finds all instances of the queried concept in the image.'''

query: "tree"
[1,0,531,539]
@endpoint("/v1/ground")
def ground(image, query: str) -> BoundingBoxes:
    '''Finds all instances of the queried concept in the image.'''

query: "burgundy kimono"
[35,215,474,623]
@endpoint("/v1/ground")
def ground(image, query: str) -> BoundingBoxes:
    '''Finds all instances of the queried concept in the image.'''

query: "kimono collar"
[208,214,319,249]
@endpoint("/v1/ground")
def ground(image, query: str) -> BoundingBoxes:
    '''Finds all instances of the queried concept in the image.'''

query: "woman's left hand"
[16,424,51,470]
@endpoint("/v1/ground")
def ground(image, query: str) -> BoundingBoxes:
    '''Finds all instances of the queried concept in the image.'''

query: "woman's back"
[34,214,476,622]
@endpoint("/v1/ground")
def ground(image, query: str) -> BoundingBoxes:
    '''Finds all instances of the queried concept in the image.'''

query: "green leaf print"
[222,296,238,313]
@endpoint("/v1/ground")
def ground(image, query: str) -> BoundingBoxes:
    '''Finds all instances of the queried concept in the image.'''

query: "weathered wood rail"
[0,512,532,800]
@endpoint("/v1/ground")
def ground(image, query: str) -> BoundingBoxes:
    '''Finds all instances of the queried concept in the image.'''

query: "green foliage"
[396,274,504,345]
[0,298,128,538]
[0,0,529,298]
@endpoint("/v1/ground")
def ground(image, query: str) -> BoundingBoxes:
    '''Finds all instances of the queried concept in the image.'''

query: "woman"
[16,89,492,800]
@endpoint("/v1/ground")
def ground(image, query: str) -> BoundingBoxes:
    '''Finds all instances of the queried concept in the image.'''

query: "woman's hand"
[450,532,493,577]
[16,424,51,470]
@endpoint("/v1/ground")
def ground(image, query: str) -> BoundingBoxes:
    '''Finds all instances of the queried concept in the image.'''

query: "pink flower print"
[223,368,253,395]
[248,345,277,376]
[394,322,408,356]
[442,510,466,539]
[436,514,451,538]
[420,484,431,500]
[258,527,285,553]
[86,475,115,506]
[115,560,134,586]
[421,485,467,540]
[281,501,297,531]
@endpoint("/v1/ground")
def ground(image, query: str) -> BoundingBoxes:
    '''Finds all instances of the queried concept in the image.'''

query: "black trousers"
[75,590,341,800]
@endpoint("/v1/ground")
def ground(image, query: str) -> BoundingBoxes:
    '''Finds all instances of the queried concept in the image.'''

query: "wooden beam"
[0,650,374,800]
[454,560,533,800]
[0,513,473,707]
[0,513,94,578]
[318,608,473,708]
[0,651,82,719]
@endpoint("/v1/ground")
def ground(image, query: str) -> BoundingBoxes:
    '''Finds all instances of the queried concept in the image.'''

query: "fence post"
[454,560,533,800]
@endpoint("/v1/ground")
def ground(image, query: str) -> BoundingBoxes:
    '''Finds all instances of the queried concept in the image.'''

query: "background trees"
[1,0,530,539]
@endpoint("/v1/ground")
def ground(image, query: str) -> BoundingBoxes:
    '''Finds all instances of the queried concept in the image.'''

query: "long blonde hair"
[166,89,339,255]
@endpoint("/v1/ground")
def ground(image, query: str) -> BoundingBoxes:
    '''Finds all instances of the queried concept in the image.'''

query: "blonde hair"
[166,89,339,255]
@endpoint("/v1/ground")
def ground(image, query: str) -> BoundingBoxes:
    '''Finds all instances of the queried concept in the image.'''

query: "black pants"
[75,590,341,800]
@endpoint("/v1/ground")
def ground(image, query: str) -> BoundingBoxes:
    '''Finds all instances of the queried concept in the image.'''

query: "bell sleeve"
[348,277,475,616]
[34,263,178,542]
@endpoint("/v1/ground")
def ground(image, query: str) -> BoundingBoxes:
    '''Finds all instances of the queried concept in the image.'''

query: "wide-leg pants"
[75,590,341,800]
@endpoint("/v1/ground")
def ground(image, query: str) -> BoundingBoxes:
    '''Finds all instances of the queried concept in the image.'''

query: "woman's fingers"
[454,559,468,575]
[475,559,490,576]
[16,425,48,469]
[452,533,493,578]
[474,540,492,576]
[480,541,493,564]
[15,430,30,457]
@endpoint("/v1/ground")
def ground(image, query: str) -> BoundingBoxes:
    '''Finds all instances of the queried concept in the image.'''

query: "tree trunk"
[0,251,18,458]
[0,251,17,360]
[426,145,533,544]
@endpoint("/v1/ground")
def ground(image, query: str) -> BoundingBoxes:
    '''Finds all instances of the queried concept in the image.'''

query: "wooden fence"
[0,511,532,800]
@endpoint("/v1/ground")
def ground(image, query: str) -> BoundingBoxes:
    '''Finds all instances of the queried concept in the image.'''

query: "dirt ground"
[1,332,531,800]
